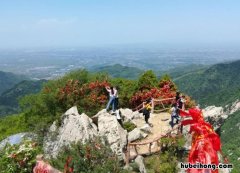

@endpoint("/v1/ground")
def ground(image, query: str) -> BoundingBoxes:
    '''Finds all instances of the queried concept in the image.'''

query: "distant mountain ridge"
[90,64,144,79]
[174,60,240,107]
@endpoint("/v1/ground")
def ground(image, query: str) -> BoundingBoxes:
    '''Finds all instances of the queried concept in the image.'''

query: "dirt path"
[133,112,172,140]
[130,112,174,156]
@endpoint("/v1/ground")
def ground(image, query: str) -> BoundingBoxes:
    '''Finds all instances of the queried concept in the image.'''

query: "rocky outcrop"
[119,108,143,123]
[135,155,147,173]
[181,123,192,151]
[229,100,240,114]
[128,128,148,143]
[203,100,240,131]
[43,106,98,158]
[202,106,228,131]
[139,124,152,133]
[97,109,128,161]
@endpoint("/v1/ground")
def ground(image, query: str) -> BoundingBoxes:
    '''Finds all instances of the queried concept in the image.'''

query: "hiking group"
[105,85,185,129]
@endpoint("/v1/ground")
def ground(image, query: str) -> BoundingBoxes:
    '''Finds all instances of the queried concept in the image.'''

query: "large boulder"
[202,100,240,132]
[135,155,147,173]
[120,108,134,121]
[202,106,228,131]
[229,100,240,114]
[119,108,143,123]
[181,123,192,151]
[128,128,148,143]
[43,106,98,158]
[97,109,128,161]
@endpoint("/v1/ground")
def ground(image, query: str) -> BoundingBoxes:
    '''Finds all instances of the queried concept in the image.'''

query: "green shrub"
[0,140,41,173]
[145,136,186,173]
[50,138,127,173]
[0,114,28,141]
[145,153,178,173]
[123,122,137,132]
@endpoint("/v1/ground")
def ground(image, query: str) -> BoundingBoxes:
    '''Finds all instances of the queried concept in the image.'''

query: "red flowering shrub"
[54,80,109,116]
[130,78,195,109]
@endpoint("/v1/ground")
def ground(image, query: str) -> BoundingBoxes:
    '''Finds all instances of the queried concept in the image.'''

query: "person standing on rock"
[105,86,116,112]
[113,86,123,126]
[113,86,119,112]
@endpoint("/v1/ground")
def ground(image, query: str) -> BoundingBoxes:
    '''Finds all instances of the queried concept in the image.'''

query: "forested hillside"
[174,60,240,107]
[0,80,46,116]
[0,71,27,95]
[221,110,240,172]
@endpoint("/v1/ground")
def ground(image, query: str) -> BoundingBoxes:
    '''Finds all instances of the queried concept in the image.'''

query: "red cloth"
[180,107,222,173]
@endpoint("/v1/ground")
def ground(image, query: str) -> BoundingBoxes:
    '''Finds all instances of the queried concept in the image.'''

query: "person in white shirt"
[105,86,116,111]
[113,86,119,111]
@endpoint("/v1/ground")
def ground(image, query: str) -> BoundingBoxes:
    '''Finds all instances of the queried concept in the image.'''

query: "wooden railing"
[151,97,175,113]
[125,124,182,165]
[133,97,175,113]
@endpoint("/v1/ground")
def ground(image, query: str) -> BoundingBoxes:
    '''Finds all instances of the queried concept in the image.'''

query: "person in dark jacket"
[142,98,153,127]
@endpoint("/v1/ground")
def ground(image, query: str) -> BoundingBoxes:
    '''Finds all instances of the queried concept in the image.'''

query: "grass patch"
[0,114,28,141]
[123,121,137,132]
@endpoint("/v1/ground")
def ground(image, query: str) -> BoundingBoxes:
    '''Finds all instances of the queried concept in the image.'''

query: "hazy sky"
[0,0,240,49]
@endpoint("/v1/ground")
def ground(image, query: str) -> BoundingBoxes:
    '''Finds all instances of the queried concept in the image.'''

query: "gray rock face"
[203,100,240,131]
[119,108,143,123]
[135,155,147,173]
[139,124,152,133]
[128,128,148,143]
[120,108,134,122]
[97,109,128,161]
[43,106,98,158]
[230,100,240,114]
[181,122,192,151]
[203,106,228,131]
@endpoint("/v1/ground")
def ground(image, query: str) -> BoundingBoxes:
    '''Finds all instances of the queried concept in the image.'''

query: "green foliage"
[145,136,185,173]
[138,70,158,91]
[123,122,137,132]
[0,114,28,141]
[160,74,171,81]
[0,80,46,116]
[174,60,240,107]
[145,153,178,173]
[0,140,41,173]
[50,139,125,173]
[159,74,177,91]
[0,71,28,95]
[221,110,240,172]
[158,64,208,79]
[110,78,138,108]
